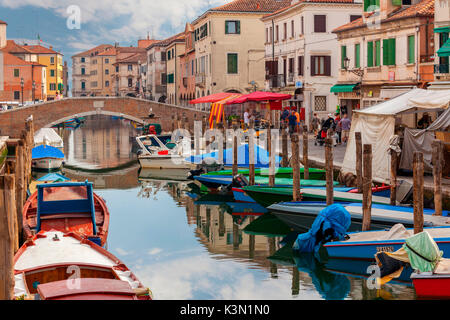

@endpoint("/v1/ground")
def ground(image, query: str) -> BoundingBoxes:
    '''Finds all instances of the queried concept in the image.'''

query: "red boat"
[14,230,152,300]
[411,259,450,299]
[22,181,109,247]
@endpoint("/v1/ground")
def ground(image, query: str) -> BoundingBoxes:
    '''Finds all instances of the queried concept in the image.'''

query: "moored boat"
[31,145,64,172]
[411,265,450,299]
[14,230,152,300]
[202,167,326,180]
[28,172,71,195]
[22,181,110,247]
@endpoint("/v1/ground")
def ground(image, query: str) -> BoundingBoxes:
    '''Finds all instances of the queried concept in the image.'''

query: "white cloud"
[148,248,163,255]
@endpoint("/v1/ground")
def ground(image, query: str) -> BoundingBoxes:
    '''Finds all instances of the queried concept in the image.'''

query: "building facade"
[166,34,185,105]
[262,0,363,126]
[333,0,435,117]
[179,24,197,107]
[112,49,146,97]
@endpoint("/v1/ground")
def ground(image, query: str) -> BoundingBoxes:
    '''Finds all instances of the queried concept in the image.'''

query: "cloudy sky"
[0,0,228,93]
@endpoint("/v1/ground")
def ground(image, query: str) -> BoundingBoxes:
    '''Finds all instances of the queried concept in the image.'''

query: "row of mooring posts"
[0,118,34,300]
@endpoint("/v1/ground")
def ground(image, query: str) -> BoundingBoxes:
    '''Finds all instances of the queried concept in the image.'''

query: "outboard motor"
[219,174,249,194]
[187,167,205,180]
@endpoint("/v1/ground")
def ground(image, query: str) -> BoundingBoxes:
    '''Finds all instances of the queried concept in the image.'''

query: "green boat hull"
[242,186,391,208]
[204,167,326,180]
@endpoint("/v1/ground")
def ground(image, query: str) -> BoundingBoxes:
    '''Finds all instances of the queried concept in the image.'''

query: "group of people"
[281,108,302,134]
[312,112,352,145]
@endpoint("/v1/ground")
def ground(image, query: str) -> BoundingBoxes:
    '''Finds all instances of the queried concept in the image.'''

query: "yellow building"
[23,44,64,100]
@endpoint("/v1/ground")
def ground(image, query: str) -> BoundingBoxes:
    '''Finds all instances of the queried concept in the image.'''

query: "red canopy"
[225,91,291,105]
[189,92,241,104]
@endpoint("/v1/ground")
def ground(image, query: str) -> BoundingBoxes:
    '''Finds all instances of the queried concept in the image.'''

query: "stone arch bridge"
[0,97,208,138]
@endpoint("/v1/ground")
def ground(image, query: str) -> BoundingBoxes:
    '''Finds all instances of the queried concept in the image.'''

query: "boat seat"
[39,212,92,220]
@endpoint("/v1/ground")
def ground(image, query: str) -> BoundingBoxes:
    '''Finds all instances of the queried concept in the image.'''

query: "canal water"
[49,115,417,300]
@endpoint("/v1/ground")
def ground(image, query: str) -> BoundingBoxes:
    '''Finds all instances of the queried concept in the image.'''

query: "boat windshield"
[42,186,88,202]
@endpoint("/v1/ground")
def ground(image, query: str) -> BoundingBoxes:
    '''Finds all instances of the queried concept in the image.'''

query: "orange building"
[179,23,196,107]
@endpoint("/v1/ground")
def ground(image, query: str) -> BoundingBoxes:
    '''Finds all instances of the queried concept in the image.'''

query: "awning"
[190,92,241,104]
[437,39,450,57]
[330,84,357,93]
[225,91,291,105]
[434,26,450,33]
[208,95,241,129]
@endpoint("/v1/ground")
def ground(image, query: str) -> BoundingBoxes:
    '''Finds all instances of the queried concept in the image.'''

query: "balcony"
[434,64,450,74]
[195,73,205,88]
[266,75,286,89]
[287,73,295,84]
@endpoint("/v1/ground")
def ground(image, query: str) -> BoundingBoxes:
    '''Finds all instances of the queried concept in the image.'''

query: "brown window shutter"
[314,15,326,33]
[324,56,331,76]
[311,56,315,76]
[298,56,304,76]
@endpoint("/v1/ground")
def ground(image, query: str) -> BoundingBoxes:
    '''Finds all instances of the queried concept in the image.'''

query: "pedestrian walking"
[288,111,297,134]
[311,113,320,135]
[244,108,250,129]
[340,113,351,143]
[334,113,342,144]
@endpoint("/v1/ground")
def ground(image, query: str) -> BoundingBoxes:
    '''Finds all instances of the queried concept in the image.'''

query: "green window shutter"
[227,53,238,74]
[388,38,396,66]
[225,21,229,34]
[364,0,368,11]
[408,35,415,64]
[236,21,241,34]
[375,40,381,66]
[355,44,360,68]
[341,46,347,69]
[383,39,389,65]
[392,0,402,5]
[375,0,380,8]
[367,41,373,67]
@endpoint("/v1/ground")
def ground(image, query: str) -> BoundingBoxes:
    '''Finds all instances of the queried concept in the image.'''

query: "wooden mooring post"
[302,125,309,180]
[267,126,275,187]
[390,148,398,206]
[281,124,289,168]
[325,137,333,206]
[233,134,238,176]
[362,144,373,231]
[413,152,424,234]
[248,121,255,186]
[432,140,443,216]
[355,132,363,193]
[291,134,301,201]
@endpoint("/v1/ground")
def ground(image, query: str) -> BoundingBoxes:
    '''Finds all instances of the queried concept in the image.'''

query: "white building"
[262,0,363,127]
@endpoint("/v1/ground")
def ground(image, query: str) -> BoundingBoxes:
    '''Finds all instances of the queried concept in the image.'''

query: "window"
[161,73,167,85]
[311,56,331,76]
[364,0,380,11]
[298,56,304,76]
[355,43,361,68]
[225,20,240,34]
[128,78,133,87]
[81,82,86,90]
[167,73,174,84]
[161,52,166,61]
[81,68,85,75]
[198,23,208,39]
[115,66,119,72]
[266,28,269,43]
[91,82,97,88]
[50,83,56,90]
[227,53,238,74]
[105,69,109,75]
[367,40,381,67]
[105,58,109,64]
[382,38,396,66]
[105,81,110,87]
[81,57,85,63]
[276,25,279,42]
[288,57,294,75]
[128,65,133,71]
[269,27,273,43]
[301,16,304,35]
[314,15,326,33]
[283,23,287,40]
[291,20,295,38]
[14,91,20,100]
[50,57,55,64]
[350,15,362,22]
[14,69,19,77]
[92,59,97,65]
[341,46,347,69]
[407,35,415,64]
[50,69,55,77]
[314,96,327,111]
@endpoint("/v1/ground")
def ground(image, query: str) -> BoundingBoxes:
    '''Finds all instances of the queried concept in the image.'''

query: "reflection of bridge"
[0,97,208,137]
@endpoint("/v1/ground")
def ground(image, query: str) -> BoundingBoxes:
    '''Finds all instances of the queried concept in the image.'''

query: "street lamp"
[32,81,36,104]
[343,57,364,77]
[20,78,24,106]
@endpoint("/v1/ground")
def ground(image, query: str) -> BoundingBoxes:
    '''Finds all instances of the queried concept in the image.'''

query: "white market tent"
[34,128,64,148]
[341,88,450,182]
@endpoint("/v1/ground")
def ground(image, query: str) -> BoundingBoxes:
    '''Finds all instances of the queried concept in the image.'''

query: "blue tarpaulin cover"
[37,173,70,182]
[32,145,65,160]
[185,144,282,168]
[293,204,352,253]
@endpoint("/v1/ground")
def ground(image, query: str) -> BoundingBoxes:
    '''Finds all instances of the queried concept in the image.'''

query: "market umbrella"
[225,91,292,105]
[189,92,242,104]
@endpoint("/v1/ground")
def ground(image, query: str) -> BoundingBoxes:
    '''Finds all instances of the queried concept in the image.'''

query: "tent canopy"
[225,91,291,105]
[189,92,242,104]
[34,128,64,148]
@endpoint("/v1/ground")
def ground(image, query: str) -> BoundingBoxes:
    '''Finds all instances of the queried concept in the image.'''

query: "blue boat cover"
[185,144,282,168]
[293,204,351,253]
[37,173,70,182]
[32,145,65,160]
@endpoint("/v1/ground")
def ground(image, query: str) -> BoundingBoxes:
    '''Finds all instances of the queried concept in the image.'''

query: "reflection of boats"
[193,193,235,206]
[22,182,110,247]
[324,224,450,260]
[14,230,152,300]
[223,202,268,216]
[31,145,65,171]
[136,134,190,169]
[243,213,292,237]
[138,168,189,182]
[245,186,392,208]
[269,202,449,232]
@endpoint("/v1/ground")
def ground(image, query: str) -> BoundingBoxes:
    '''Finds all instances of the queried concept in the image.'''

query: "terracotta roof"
[2,40,34,54]
[114,52,146,64]
[263,0,356,19]
[72,44,114,57]
[148,32,184,49]
[138,39,159,48]
[97,47,117,56]
[0,20,7,25]
[333,0,434,33]
[22,44,62,55]
[211,0,291,13]
[2,51,45,67]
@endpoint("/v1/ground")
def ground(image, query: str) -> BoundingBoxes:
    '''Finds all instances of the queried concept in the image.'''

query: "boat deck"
[347,226,450,242]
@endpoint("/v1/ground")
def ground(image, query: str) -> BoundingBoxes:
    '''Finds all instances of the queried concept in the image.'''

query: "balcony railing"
[434,64,449,74]
[287,73,295,84]
[267,75,286,89]
[195,73,205,87]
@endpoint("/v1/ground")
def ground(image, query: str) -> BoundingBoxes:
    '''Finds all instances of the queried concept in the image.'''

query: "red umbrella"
[189,92,241,104]
[225,91,291,105]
